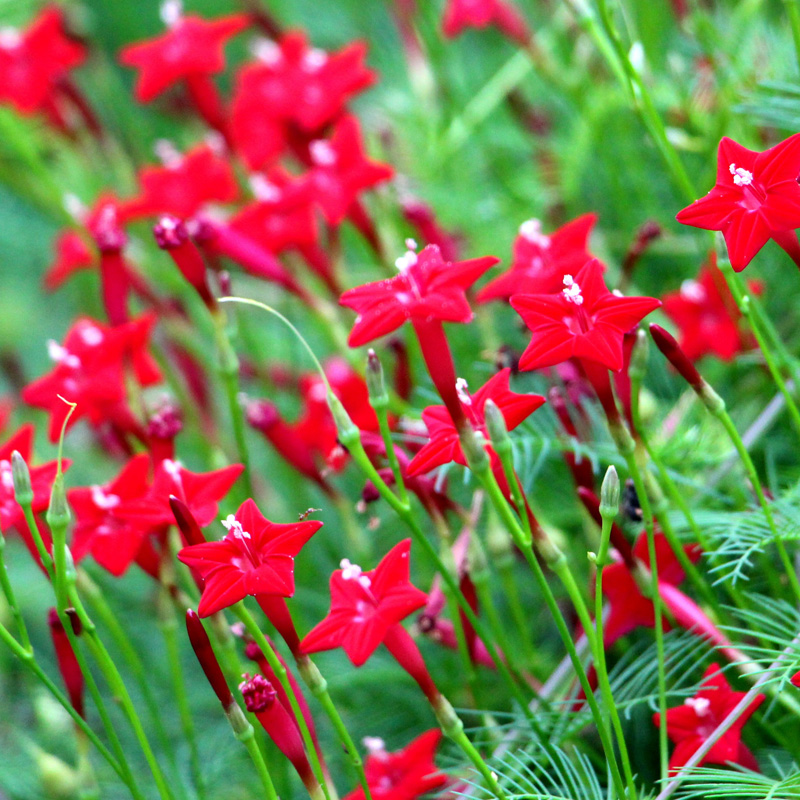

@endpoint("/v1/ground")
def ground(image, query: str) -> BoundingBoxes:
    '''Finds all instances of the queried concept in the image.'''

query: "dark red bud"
[170,496,205,546]
[186,609,233,709]
[153,216,189,249]
[239,673,277,713]
[649,324,703,390]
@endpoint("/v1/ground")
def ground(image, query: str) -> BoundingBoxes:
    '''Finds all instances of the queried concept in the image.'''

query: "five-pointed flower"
[441,0,531,45]
[662,253,759,362]
[300,539,428,667]
[230,31,375,169]
[119,10,248,102]
[407,369,545,476]
[69,454,152,577]
[0,6,86,116]
[510,258,661,372]
[676,134,800,271]
[22,315,162,441]
[307,115,394,226]
[343,731,448,800]
[125,142,239,219]
[477,214,598,303]
[340,244,498,346]
[654,663,764,772]
[178,499,321,617]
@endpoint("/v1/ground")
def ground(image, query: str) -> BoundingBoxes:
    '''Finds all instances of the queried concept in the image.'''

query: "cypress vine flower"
[441,0,530,45]
[178,499,321,617]
[676,134,800,271]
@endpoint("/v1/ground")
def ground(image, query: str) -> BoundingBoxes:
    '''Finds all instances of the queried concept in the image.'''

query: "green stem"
[235,605,333,800]
[296,655,371,800]
[228,704,280,800]
[0,531,31,651]
[212,307,254,498]
[0,620,136,793]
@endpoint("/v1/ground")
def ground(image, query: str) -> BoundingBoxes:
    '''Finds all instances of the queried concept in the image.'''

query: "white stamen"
[680,279,706,303]
[222,514,251,539]
[562,274,584,306]
[395,250,417,272]
[362,737,385,754]
[205,131,226,156]
[518,218,551,249]
[309,139,337,167]
[405,238,418,251]
[303,48,328,71]
[160,0,183,28]
[455,377,472,406]
[0,27,21,49]
[340,558,368,584]
[158,215,179,231]
[63,194,87,222]
[251,37,282,65]
[685,697,711,717]
[249,174,282,203]
[0,461,13,491]
[154,139,183,168]
[162,459,184,485]
[729,163,753,187]
[47,340,80,369]
[91,486,120,510]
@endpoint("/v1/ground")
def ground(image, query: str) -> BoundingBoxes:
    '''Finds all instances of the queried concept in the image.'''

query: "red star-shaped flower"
[407,369,545,476]
[511,258,661,372]
[441,0,530,45]
[119,12,248,102]
[68,454,153,577]
[655,663,764,772]
[662,253,760,362]
[178,498,321,617]
[21,315,162,442]
[117,458,244,532]
[307,115,394,226]
[676,135,800,271]
[340,244,499,346]
[602,530,700,646]
[0,6,86,116]
[43,230,94,291]
[125,142,239,219]
[343,731,448,800]
[300,539,428,666]
[230,31,375,170]
[477,214,598,303]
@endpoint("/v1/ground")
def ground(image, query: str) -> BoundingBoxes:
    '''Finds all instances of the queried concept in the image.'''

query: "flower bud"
[366,349,388,410]
[10,450,33,506]
[483,399,510,456]
[599,466,620,520]
[327,392,359,447]
[186,609,233,709]
[46,473,71,532]
[170,495,206,546]
[239,673,277,713]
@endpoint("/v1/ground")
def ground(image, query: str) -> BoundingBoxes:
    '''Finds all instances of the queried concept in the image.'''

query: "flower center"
[309,140,337,167]
[0,460,13,492]
[47,340,81,369]
[222,514,251,540]
[562,275,584,306]
[395,250,418,273]
[340,558,372,589]
[729,163,753,187]
[251,38,282,66]
[160,0,183,28]
[455,377,472,406]
[685,696,711,717]
[680,279,706,303]
[91,486,121,510]
[519,218,551,249]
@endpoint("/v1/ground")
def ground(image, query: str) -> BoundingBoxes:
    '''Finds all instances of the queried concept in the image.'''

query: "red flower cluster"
[441,0,530,45]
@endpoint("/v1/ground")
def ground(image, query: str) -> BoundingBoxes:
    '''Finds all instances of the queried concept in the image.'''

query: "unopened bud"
[11,451,33,506]
[186,609,233,708]
[239,673,277,713]
[599,466,620,519]
[327,392,359,447]
[483,399,510,456]
[46,473,71,532]
[460,427,489,474]
[366,349,388,409]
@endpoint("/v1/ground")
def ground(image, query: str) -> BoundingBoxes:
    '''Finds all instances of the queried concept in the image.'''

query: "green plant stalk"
[0,531,31,651]
[714,409,800,604]
[158,588,205,800]
[77,571,176,769]
[782,0,800,77]
[495,554,538,670]
[235,605,334,800]
[0,619,137,794]
[468,450,630,799]
[372,391,410,508]
[433,696,508,800]
[296,655,371,800]
[65,581,177,800]
[212,307,254,498]
[593,0,698,203]
[594,507,638,800]
[723,266,800,439]
[620,444,669,780]
[335,423,538,716]
[227,704,280,800]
